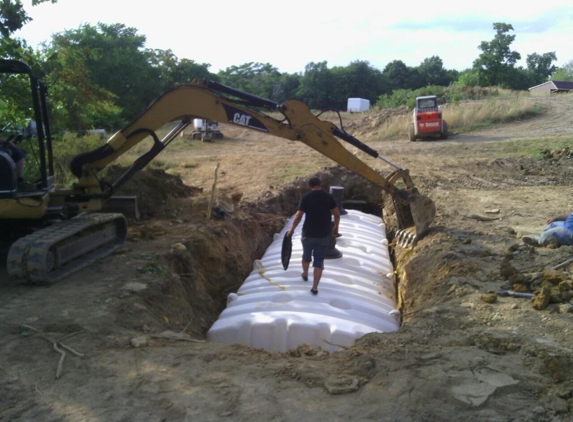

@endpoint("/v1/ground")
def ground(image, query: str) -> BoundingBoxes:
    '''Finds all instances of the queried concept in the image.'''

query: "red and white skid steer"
[408,95,448,141]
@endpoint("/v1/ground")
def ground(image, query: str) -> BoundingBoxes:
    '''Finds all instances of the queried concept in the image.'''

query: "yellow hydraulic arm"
[70,79,435,245]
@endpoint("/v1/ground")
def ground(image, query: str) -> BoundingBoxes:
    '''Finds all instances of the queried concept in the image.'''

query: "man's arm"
[287,210,304,237]
[548,213,571,224]
[331,207,340,235]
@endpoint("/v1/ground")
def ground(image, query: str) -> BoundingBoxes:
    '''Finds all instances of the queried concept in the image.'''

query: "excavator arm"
[71,79,435,243]
[7,78,435,284]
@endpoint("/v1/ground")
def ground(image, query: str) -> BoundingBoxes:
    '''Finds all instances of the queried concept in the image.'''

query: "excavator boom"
[3,71,435,284]
[72,79,435,243]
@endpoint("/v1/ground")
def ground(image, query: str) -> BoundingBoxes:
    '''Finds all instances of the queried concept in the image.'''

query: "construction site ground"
[2,95,573,422]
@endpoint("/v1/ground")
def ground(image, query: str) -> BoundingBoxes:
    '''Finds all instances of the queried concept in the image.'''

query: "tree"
[218,62,286,101]
[550,59,573,82]
[473,22,521,87]
[0,0,56,60]
[526,52,557,85]
[0,0,56,38]
[417,56,451,87]
[453,68,480,87]
[146,48,214,90]
[382,60,410,90]
[47,23,160,121]
[297,61,333,109]
[42,39,122,132]
[329,61,384,110]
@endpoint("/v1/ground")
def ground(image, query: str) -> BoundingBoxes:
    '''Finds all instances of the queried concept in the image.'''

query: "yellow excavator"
[0,59,435,284]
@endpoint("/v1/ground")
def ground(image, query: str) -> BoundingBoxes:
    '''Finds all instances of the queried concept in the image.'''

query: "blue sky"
[16,0,573,74]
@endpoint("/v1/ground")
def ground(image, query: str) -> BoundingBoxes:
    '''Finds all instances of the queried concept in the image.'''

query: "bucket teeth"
[396,229,417,249]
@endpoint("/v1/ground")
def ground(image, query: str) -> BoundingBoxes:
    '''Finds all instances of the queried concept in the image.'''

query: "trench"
[151,167,413,350]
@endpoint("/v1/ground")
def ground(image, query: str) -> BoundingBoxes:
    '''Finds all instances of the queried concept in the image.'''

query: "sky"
[15,0,573,75]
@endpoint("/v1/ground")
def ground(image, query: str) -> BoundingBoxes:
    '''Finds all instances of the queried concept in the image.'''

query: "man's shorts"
[301,235,330,268]
[5,143,26,162]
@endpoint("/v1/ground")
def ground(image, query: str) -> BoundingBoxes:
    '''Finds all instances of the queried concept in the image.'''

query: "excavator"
[0,59,435,284]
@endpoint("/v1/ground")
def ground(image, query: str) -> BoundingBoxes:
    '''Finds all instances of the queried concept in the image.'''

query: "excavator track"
[7,213,127,284]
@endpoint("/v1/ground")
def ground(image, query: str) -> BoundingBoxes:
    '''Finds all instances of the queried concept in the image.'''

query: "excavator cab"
[0,60,55,217]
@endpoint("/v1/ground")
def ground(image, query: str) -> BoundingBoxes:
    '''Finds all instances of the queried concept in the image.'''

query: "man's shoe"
[522,236,540,246]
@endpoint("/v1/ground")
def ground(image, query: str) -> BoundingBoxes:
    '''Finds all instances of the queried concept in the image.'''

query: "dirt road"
[2,95,573,422]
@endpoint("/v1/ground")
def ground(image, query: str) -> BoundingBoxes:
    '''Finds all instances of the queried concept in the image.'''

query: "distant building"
[528,80,573,96]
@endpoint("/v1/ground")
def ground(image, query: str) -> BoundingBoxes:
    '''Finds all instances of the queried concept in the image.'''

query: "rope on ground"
[321,338,348,349]
[21,324,85,379]
[254,260,285,290]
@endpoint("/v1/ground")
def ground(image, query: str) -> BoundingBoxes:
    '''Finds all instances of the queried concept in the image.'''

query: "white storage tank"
[347,98,370,113]
[193,118,205,129]
[207,209,399,352]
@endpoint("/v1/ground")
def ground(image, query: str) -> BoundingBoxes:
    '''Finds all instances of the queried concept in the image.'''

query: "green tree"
[417,56,452,87]
[550,59,573,82]
[0,0,56,60]
[473,22,521,87]
[330,60,385,109]
[453,68,480,87]
[146,48,215,89]
[0,0,56,38]
[218,62,286,100]
[42,39,122,132]
[297,61,333,109]
[382,60,410,90]
[48,23,159,121]
[270,73,300,103]
[526,52,557,85]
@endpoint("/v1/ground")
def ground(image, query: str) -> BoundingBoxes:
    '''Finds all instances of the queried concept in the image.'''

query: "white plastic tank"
[207,209,399,352]
[193,118,204,130]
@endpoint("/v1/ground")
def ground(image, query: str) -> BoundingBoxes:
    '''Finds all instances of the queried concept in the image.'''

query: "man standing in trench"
[286,176,340,295]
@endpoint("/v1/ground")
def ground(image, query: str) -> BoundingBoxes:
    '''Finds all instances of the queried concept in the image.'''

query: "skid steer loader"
[408,95,448,141]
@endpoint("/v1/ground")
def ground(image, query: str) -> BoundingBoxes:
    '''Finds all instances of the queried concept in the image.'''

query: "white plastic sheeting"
[207,209,399,352]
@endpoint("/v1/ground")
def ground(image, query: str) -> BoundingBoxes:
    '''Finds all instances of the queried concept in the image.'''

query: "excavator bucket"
[391,191,436,248]
[409,193,436,234]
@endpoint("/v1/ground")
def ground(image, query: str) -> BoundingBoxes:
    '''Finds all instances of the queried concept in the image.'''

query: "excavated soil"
[1,95,573,422]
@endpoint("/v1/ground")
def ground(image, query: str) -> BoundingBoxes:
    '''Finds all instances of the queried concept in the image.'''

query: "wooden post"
[207,163,219,220]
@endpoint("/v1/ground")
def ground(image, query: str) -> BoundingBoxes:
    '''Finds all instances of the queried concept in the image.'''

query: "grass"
[267,162,316,187]
[491,137,573,159]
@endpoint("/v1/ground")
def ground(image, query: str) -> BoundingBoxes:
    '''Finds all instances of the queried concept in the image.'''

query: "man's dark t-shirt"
[299,189,337,238]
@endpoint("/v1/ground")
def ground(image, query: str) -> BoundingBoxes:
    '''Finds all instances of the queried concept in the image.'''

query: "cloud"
[390,17,491,32]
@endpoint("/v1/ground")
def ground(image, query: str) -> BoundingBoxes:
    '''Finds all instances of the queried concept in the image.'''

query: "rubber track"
[7,213,127,284]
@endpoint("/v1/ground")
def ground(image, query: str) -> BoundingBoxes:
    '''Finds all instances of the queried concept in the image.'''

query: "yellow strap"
[257,266,285,291]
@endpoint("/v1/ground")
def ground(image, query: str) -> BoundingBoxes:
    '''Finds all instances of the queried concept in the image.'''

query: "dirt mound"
[103,165,203,218]
[344,106,409,136]
[542,147,573,159]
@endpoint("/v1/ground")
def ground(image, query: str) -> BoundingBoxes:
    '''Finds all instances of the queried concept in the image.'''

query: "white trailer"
[347,98,370,113]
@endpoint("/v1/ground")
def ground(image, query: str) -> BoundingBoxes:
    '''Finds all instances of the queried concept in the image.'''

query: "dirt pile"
[103,165,203,218]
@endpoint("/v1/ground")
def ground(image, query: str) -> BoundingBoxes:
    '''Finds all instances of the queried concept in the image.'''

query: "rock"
[481,294,498,304]
[130,336,149,348]
[558,303,573,314]
[532,287,551,310]
[500,259,519,280]
[122,282,148,293]
[541,394,569,415]
[170,243,187,255]
[324,375,359,395]
[542,270,565,285]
